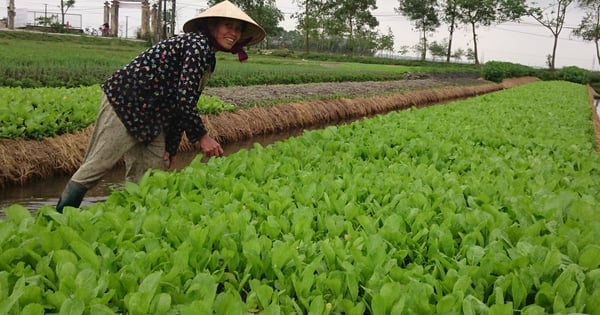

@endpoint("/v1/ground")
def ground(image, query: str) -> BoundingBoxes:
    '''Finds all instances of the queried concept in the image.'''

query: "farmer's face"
[211,19,243,51]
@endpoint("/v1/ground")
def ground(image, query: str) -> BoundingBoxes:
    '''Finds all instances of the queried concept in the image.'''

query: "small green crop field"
[1,81,599,314]
[0,30,480,88]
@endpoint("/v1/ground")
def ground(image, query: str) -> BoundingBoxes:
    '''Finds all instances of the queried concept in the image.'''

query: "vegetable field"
[0,30,480,88]
[0,86,234,141]
[2,81,599,314]
[0,80,508,188]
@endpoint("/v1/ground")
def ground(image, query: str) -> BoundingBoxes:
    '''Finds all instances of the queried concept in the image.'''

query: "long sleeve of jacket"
[164,37,215,156]
[101,32,216,157]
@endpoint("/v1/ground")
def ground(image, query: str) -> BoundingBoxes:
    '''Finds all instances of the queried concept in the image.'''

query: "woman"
[101,23,109,36]
[56,0,266,212]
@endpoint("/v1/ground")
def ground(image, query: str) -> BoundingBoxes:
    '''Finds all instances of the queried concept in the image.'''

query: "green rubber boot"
[56,181,88,213]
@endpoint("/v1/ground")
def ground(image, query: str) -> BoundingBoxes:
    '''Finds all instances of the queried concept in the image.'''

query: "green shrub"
[480,61,506,82]
[588,71,600,93]
[268,49,296,58]
[481,61,537,82]
[588,70,600,82]
[555,66,590,84]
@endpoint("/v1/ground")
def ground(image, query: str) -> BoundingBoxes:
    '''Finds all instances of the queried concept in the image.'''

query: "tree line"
[218,0,600,71]
[51,0,600,70]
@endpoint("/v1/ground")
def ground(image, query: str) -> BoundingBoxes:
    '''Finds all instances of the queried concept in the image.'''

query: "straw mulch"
[0,77,542,188]
[0,127,93,187]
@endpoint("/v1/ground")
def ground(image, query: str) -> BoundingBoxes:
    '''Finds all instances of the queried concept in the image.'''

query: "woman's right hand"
[196,134,224,157]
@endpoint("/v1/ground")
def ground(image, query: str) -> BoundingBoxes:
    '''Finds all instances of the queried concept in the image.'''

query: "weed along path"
[0,76,540,212]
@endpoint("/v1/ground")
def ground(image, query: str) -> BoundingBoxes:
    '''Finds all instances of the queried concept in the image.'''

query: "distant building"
[14,8,27,28]
[0,18,7,29]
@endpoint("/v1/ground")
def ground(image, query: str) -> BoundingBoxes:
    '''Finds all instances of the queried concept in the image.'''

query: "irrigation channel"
[0,128,310,212]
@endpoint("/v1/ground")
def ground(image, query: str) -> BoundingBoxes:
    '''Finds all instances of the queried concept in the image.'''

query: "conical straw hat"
[183,0,266,46]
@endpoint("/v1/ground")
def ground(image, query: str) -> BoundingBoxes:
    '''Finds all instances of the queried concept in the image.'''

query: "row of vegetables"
[0,87,234,140]
[1,81,599,314]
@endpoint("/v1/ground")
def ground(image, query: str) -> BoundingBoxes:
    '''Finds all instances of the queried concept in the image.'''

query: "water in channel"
[0,129,307,213]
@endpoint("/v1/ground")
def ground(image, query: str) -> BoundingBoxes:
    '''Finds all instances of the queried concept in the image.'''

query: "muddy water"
[0,129,308,212]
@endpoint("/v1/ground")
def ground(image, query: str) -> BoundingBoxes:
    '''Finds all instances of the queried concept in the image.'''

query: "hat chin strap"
[210,35,252,62]
[230,38,251,62]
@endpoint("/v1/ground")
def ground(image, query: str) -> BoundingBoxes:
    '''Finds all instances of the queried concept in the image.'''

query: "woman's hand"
[196,134,224,158]
[163,151,176,169]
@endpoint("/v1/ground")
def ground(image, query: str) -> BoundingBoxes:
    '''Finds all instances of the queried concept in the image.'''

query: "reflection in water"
[0,129,308,212]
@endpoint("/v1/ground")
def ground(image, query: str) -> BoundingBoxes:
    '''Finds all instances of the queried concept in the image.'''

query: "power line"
[494,25,586,43]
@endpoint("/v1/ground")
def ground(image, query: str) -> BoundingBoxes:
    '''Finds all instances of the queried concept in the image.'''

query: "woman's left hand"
[163,151,176,169]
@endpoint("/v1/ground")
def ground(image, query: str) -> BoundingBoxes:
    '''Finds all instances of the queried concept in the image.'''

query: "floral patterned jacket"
[101,31,216,156]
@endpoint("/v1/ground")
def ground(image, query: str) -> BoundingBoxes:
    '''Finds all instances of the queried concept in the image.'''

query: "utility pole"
[162,0,167,39]
[125,15,129,38]
[171,0,175,35]
[60,0,64,24]
[7,0,16,29]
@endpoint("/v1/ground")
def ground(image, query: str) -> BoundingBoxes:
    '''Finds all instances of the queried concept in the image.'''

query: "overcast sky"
[2,0,598,70]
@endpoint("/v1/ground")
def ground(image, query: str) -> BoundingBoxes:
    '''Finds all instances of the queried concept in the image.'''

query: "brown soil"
[203,73,486,106]
[0,75,543,188]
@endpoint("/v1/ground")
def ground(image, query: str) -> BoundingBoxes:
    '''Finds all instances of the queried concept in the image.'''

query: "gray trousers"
[71,93,167,189]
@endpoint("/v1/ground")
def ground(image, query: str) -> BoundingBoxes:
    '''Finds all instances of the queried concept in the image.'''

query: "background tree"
[411,41,425,57]
[355,28,379,55]
[256,2,285,47]
[208,0,283,48]
[398,44,411,55]
[275,29,302,50]
[324,0,379,55]
[451,47,466,61]
[572,0,600,66]
[377,27,395,56]
[455,0,494,65]
[527,0,574,70]
[429,39,448,60]
[59,0,75,25]
[36,16,54,27]
[292,0,323,53]
[440,0,461,62]
[455,0,527,65]
[465,47,476,62]
[396,0,440,61]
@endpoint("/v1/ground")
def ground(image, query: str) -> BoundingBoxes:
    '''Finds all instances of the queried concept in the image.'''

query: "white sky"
[2,0,598,70]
